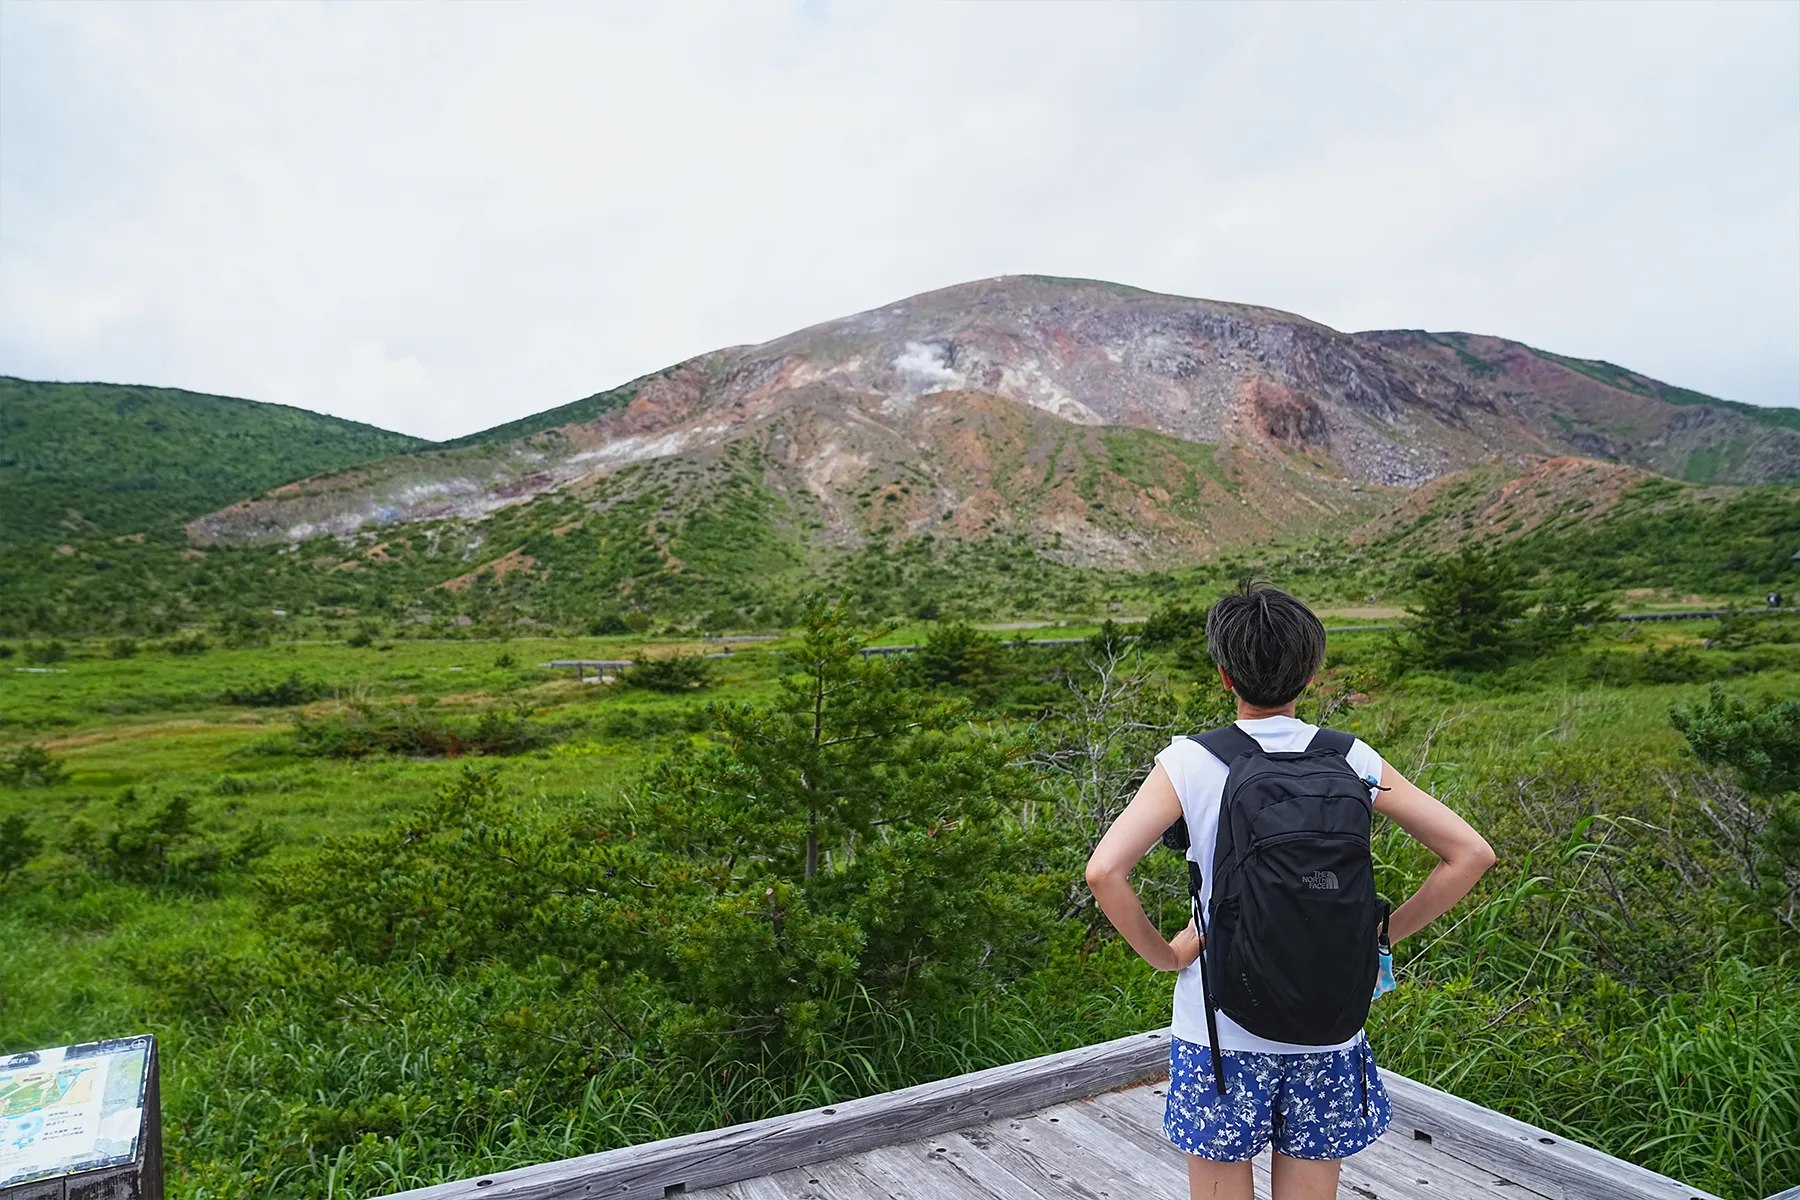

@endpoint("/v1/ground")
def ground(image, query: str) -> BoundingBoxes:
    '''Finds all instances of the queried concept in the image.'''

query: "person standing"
[1086,583,1496,1200]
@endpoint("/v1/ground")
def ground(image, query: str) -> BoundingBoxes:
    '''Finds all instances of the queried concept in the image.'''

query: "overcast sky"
[2,2,1796,441]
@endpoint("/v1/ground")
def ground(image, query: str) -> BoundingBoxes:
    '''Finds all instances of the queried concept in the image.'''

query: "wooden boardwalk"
[691,1078,1551,1200]
[389,1030,1722,1200]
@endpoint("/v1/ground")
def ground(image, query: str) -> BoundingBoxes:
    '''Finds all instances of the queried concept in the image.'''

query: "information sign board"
[0,1035,158,1197]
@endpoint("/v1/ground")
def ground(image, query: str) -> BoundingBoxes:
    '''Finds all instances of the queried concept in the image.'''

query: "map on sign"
[0,1038,150,1188]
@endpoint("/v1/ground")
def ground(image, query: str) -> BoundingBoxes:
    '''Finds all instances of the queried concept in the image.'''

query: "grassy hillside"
[0,378,432,546]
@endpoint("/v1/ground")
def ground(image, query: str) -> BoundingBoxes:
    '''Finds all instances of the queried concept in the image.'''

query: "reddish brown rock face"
[1238,380,1329,446]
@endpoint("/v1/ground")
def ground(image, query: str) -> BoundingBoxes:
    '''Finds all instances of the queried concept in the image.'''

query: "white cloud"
[0,1,1795,440]
[328,341,437,434]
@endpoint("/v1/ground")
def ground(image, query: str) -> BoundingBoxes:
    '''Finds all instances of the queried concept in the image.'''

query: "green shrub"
[1639,645,1708,684]
[108,637,139,659]
[1,743,67,788]
[624,655,713,692]
[0,813,42,882]
[217,608,275,648]
[289,699,550,759]
[25,640,66,665]
[1085,619,1133,658]
[219,671,327,708]
[700,606,740,633]
[1671,687,1800,936]
[65,790,272,890]
[1398,549,1529,670]
[588,611,631,635]
[1399,550,1610,672]
[1140,603,1207,647]
[909,622,1010,693]
[167,632,209,656]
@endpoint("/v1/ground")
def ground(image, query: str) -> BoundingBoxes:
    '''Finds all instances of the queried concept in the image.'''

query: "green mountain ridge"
[0,377,431,548]
[1528,348,1800,431]
[435,379,644,450]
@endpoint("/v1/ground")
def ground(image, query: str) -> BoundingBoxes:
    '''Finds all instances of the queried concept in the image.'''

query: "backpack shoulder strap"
[1191,724,1263,767]
[1307,727,1355,757]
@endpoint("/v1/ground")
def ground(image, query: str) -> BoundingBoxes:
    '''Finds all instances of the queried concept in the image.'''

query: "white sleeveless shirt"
[1155,716,1386,1054]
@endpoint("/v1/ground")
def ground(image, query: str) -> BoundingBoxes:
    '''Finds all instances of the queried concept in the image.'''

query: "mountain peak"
[16,278,1789,565]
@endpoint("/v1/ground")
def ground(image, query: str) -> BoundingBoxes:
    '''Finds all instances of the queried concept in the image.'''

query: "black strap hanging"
[1187,857,1228,1096]
[1185,724,1261,1096]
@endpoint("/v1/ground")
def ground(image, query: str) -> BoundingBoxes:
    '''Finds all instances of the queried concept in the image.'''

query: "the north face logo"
[1303,870,1340,890]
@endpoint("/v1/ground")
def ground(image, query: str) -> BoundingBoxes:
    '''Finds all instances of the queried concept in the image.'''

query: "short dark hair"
[1205,583,1326,707]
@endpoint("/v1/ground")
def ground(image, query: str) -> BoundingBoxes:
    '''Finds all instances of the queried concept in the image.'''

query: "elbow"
[1470,838,1498,875]
[1085,856,1121,893]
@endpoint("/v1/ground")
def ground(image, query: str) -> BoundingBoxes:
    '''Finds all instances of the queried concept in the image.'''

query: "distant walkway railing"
[541,608,1799,671]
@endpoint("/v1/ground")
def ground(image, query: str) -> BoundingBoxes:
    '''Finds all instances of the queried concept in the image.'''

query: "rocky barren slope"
[171,275,1799,569]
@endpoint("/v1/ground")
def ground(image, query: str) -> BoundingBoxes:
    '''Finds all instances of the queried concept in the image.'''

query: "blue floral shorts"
[1163,1036,1391,1162]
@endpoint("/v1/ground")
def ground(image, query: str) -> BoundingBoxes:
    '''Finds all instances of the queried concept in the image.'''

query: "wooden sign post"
[0,1035,161,1200]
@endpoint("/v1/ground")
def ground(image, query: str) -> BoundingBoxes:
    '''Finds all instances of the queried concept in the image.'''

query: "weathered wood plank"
[1337,1138,1498,1200]
[735,1163,847,1200]
[1041,1102,1193,1198]
[1356,1131,1541,1199]
[1079,1086,1276,1197]
[687,1180,773,1200]
[1382,1072,1723,1200]
[944,1122,1107,1200]
[911,1121,1072,1200]
[974,1113,1167,1200]
[383,1031,1172,1200]
[849,1144,1013,1200]
[802,1155,897,1200]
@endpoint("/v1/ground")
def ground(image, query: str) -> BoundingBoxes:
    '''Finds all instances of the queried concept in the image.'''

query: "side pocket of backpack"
[1207,895,1248,1016]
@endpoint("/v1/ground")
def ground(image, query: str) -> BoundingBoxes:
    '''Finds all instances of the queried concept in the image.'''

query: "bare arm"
[1374,761,1497,943]
[1084,764,1202,972]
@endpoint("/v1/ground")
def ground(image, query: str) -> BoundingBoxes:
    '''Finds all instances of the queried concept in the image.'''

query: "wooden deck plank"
[1081,1085,1279,1196]
[699,1166,829,1200]
[808,1155,908,1200]
[1338,1139,1508,1200]
[983,1109,1185,1199]
[1356,1130,1544,1198]
[1046,1094,1308,1200]
[850,1143,1020,1200]
[950,1118,1118,1200]
[914,1126,1071,1200]
[1039,1102,1195,1197]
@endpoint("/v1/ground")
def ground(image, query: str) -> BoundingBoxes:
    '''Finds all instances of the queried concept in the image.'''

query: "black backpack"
[1176,724,1389,1094]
